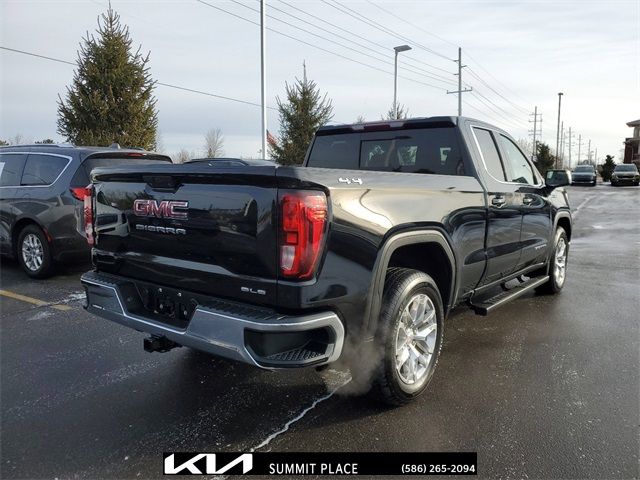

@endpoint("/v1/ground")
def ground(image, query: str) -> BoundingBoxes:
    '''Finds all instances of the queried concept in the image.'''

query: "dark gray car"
[0,144,171,277]
[571,164,597,186]
[610,163,640,186]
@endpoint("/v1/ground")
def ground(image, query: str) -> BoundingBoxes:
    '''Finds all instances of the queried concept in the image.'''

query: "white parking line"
[573,196,594,217]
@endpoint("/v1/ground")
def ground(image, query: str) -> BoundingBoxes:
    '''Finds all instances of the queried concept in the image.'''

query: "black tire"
[535,227,568,295]
[611,181,617,187]
[368,268,444,406]
[590,181,596,187]
[16,225,54,278]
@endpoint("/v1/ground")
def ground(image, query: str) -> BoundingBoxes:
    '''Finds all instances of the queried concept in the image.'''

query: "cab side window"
[498,135,536,185]
[473,128,506,181]
[0,153,27,186]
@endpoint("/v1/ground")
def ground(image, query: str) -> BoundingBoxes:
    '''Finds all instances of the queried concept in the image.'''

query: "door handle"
[522,195,534,205]
[491,195,506,207]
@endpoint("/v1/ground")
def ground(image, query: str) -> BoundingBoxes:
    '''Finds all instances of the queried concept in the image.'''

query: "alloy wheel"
[554,237,567,287]
[21,233,44,272]
[395,293,438,385]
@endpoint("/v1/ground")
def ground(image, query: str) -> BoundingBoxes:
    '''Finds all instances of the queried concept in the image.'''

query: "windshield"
[614,164,638,172]
[573,166,594,172]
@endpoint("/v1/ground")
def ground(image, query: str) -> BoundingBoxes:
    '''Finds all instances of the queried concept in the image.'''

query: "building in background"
[623,119,640,165]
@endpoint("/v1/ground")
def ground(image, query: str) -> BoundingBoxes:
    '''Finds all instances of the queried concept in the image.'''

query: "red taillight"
[279,190,328,279]
[83,184,95,246]
[70,187,90,201]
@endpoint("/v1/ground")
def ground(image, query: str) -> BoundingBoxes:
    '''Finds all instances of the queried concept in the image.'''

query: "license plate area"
[138,285,197,329]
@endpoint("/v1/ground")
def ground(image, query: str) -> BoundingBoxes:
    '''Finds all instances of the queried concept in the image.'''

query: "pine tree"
[57,5,158,149]
[383,102,409,120]
[534,142,556,175]
[268,66,333,166]
[600,155,616,181]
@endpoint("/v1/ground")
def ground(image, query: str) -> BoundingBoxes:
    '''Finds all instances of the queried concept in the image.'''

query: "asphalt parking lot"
[1,184,638,479]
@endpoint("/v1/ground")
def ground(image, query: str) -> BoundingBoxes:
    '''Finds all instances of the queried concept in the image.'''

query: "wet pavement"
[1,184,638,479]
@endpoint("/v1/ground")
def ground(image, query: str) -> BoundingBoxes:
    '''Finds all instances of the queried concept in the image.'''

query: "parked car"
[81,116,572,405]
[610,163,640,186]
[0,144,171,277]
[571,164,597,186]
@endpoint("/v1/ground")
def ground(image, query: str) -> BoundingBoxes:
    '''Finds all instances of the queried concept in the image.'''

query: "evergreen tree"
[268,67,333,165]
[534,142,556,175]
[57,6,158,149]
[383,102,409,120]
[600,155,616,181]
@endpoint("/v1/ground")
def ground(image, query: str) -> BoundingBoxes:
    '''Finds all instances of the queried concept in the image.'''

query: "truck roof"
[316,116,493,135]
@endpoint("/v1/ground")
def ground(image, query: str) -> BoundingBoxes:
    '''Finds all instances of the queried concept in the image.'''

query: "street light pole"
[260,0,267,158]
[393,45,411,117]
[555,92,563,168]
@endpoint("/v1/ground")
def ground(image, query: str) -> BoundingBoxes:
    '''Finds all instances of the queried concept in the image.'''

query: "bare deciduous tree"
[174,149,193,164]
[204,128,225,158]
[355,115,366,123]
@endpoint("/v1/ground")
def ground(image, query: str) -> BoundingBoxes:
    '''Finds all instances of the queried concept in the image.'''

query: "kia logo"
[164,453,253,475]
[133,199,188,220]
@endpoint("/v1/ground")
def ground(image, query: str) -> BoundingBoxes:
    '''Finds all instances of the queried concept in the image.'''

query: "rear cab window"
[307,127,466,176]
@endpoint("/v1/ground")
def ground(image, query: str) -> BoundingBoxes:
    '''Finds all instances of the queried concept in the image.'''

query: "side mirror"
[545,169,571,188]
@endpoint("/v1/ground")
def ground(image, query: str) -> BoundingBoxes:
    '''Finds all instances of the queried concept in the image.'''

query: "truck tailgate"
[91,164,279,305]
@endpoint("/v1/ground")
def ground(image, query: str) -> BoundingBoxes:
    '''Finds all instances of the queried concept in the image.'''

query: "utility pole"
[567,127,572,169]
[447,47,473,116]
[529,106,542,162]
[560,122,565,168]
[587,139,592,164]
[577,134,583,164]
[260,0,267,158]
[555,92,563,168]
[594,147,598,167]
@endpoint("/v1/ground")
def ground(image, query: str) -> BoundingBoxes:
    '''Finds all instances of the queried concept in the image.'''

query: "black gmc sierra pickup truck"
[81,116,572,405]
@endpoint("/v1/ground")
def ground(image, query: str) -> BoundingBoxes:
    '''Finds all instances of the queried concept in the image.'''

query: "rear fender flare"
[362,230,457,339]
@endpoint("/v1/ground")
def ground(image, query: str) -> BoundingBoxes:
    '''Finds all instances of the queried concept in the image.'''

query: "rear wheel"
[536,227,568,294]
[370,268,444,406]
[17,225,54,278]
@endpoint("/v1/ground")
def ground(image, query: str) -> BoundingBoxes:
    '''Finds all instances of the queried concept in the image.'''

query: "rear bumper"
[80,271,344,369]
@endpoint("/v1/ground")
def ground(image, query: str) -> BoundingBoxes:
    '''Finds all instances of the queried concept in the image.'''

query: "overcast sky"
[1,0,639,163]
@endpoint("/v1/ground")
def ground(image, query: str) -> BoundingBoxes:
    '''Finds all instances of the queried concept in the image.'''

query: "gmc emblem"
[133,199,189,220]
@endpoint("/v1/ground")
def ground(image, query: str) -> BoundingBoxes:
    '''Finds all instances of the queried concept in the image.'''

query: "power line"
[0,46,277,110]
[328,0,454,62]
[364,0,459,49]
[273,0,456,83]
[319,0,455,67]
[195,0,449,92]
[469,89,527,129]
[464,52,533,107]
[465,67,530,115]
[470,88,528,128]
[232,0,457,86]
[352,0,533,117]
